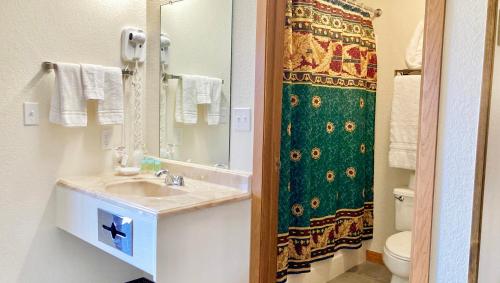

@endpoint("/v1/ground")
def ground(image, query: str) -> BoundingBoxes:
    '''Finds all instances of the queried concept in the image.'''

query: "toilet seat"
[384,231,412,283]
[384,231,411,261]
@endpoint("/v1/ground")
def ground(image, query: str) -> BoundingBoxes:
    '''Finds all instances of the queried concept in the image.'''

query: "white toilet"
[383,188,414,283]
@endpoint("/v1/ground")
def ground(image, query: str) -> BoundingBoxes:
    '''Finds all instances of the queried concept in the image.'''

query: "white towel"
[175,75,200,124]
[97,67,124,125]
[204,78,226,125]
[405,20,424,70]
[389,75,421,170]
[195,75,212,104]
[81,64,104,100]
[49,63,87,127]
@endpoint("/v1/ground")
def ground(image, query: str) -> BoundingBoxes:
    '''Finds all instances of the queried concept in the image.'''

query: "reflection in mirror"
[159,0,232,168]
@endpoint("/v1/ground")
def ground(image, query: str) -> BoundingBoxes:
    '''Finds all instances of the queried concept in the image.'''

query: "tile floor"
[328,262,392,283]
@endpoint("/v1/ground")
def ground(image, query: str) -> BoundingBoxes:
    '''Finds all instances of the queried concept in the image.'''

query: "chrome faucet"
[155,169,185,186]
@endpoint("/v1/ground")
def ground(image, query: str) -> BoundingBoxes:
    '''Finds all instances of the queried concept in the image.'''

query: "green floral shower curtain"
[277,0,377,282]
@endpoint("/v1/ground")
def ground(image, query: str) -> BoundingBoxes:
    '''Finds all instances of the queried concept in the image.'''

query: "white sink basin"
[105,180,186,198]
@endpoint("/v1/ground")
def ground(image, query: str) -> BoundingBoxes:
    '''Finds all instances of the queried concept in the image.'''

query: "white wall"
[229,0,257,172]
[430,0,489,282]
[0,0,146,281]
[146,0,162,158]
[363,0,425,253]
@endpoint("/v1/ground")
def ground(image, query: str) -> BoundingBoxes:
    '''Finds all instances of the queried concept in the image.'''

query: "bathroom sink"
[105,180,186,198]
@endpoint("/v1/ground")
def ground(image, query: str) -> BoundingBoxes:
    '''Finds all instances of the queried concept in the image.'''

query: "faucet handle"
[171,175,184,186]
[155,169,184,186]
[155,169,169,177]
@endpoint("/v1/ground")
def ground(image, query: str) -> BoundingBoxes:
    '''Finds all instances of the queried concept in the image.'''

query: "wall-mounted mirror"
[159,0,233,168]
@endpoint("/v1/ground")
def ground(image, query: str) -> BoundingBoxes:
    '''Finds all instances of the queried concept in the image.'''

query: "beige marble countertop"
[57,174,251,217]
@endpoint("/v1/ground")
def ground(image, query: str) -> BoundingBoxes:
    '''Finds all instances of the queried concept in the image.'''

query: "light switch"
[233,108,252,132]
[23,102,39,126]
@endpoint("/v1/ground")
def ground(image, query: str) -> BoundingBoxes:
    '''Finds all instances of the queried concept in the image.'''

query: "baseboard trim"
[366,250,384,265]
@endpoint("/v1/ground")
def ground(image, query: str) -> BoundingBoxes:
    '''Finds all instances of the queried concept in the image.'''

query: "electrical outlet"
[23,102,39,126]
[233,108,252,132]
[101,128,113,150]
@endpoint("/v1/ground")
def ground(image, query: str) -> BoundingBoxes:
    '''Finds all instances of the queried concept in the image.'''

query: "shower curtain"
[277,0,377,282]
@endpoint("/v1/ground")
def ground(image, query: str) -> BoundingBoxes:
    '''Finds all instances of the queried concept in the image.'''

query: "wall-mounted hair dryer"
[121,27,147,63]
[160,33,171,65]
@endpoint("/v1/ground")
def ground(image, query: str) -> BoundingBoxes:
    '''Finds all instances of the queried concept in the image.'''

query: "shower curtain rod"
[344,0,382,18]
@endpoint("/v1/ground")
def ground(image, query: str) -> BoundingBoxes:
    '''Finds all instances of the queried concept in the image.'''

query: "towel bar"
[162,73,224,84]
[394,69,422,76]
[42,62,134,76]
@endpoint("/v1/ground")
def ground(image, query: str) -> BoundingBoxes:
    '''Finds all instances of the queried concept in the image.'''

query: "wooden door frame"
[468,0,498,282]
[249,0,447,283]
[409,0,446,282]
[250,0,286,282]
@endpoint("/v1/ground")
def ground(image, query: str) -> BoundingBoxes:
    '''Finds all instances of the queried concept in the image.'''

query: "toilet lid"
[385,231,412,261]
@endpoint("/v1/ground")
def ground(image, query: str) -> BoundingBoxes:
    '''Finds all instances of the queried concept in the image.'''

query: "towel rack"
[162,73,224,84]
[164,0,184,4]
[42,62,135,76]
[394,69,422,76]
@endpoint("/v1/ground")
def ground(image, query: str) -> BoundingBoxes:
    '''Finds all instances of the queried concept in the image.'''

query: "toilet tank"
[394,188,415,231]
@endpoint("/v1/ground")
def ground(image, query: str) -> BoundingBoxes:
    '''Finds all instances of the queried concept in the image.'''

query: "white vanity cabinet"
[56,176,251,283]
[57,187,158,275]
[155,198,251,283]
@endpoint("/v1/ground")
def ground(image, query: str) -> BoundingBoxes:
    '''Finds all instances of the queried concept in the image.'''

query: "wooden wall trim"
[366,250,384,265]
[468,0,498,282]
[410,0,446,282]
[248,1,266,281]
[249,0,286,282]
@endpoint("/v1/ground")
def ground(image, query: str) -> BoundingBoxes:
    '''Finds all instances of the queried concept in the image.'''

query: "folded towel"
[49,63,87,127]
[97,67,124,125]
[405,20,424,70]
[389,75,421,170]
[175,75,200,124]
[81,64,105,100]
[195,75,212,104]
[204,78,226,125]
